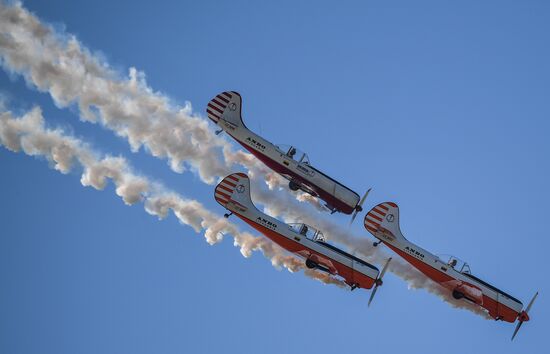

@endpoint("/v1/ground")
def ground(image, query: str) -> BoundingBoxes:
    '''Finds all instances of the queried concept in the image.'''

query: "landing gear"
[215,129,223,135]
[289,181,300,191]
[373,241,381,247]
[350,283,359,291]
[356,205,363,212]
[224,212,233,219]
[305,259,317,269]
[452,290,464,300]
[375,279,383,286]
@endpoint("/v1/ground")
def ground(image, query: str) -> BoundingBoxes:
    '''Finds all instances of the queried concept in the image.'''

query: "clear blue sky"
[1,1,549,353]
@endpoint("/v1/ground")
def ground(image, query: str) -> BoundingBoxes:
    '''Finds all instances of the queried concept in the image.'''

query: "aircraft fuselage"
[207,91,361,214]
[365,202,523,322]
[215,173,379,290]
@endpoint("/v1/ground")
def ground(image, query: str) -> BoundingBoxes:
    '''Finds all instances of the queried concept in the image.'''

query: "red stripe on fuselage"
[236,213,376,289]
[381,241,519,322]
[234,140,356,214]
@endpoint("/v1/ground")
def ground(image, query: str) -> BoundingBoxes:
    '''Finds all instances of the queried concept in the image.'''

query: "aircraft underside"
[238,216,377,290]
[237,141,355,214]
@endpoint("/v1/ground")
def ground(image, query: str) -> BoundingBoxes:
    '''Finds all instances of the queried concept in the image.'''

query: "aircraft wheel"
[305,259,317,269]
[452,290,464,300]
[289,181,300,191]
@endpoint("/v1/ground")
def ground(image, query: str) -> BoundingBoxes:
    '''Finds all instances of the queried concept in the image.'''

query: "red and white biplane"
[215,172,390,303]
[364,202,537,340]
[207,91,369,218]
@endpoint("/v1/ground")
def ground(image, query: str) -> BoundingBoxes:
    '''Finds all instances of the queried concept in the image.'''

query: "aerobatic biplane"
[364,202,537,340]
[215,172,390,304]
[207,91,369,218]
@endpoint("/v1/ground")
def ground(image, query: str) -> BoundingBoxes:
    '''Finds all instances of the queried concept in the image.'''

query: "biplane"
[364,202,537,340]
[207,91,369,218]
[215,172,390,303]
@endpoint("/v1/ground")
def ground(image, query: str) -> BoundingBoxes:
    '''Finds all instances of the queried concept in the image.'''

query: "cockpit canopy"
[276,144,310,165]
[288,223,325,242]
[439,254,471,274]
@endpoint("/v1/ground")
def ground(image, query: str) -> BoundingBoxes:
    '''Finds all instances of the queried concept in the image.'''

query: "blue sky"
[1,1,549,353]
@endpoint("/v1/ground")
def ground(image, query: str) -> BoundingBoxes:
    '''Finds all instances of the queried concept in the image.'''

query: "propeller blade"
[349,188,372,226]
[511,321,523,341]
[358,188,372,208]
[349,211,359,225]
[367,258,392,307]
[380,257,392,279]
[511,291,538,341]
[525,291,539,314]
[368,285,379,307]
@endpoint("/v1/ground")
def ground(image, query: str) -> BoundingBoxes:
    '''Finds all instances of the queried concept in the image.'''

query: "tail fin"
[214,173,254,213]
[206,91,246,128]
[364,202,406,242]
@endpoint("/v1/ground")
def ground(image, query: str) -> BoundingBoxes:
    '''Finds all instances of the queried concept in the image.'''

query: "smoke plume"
[0,2,490,318]
[0,106,344,288]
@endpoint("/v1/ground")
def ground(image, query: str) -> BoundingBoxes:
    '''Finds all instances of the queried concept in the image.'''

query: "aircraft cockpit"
[439,255,471,274]
[288,223,325,242]
[276,144,310,165]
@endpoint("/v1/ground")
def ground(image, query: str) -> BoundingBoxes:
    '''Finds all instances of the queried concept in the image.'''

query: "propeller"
[511,291,538,341]
[350,188,372,225]
[368,257,392,307]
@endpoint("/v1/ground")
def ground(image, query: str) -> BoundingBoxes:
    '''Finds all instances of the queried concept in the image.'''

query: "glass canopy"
[276,144,310,165]
[438,254,471,274]
[288,223,325,242]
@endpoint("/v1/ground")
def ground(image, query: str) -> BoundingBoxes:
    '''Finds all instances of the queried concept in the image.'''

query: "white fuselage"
[218,117,360,213]
[376,231,523,315]
[223,198,379,282]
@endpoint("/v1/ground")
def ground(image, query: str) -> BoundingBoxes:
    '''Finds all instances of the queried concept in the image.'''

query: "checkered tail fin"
[206,91,245,128]
[214,173,254,212]
[364,202,406,242]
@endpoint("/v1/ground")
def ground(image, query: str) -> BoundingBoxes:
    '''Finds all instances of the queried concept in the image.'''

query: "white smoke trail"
[0,2,322,201]
[0,2,489,317]
[0,106,345,288]
[0,1,233,183]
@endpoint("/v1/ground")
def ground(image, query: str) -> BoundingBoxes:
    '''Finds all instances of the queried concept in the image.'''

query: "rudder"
[364,202,406,242]
[214,173,254,212]
[206,91,245,128]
